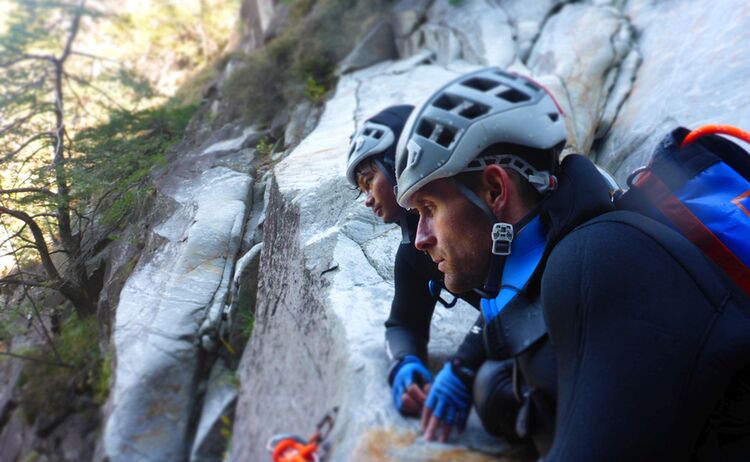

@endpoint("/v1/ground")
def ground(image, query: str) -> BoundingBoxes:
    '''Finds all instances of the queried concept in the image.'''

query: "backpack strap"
[631,170,750,298]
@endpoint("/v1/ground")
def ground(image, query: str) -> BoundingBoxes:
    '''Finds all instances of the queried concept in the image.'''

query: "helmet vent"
[435,125,457,148]
[364,127,383,139]
[417,119,436,138]
[548,113,559,122]
[459,102,490,119]
[433,94,489,119]
[433,93,461,111]
[497,88,530,103]
[418,119,457,148]
[461,77,500,92]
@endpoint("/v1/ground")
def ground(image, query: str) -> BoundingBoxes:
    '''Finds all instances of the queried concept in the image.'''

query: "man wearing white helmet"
[346,105,525,444]
[395,68,750,460]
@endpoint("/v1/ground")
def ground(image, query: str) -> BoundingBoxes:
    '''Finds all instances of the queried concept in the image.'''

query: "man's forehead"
[410,178,456,203]
[355,162,375,177]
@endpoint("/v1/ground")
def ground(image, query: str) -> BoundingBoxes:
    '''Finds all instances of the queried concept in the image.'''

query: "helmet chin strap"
[452,181,541,298]
[374,158,412,244]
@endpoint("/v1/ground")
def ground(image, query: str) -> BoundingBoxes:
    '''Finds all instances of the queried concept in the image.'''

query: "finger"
[456,409,468,435]
[400,393,419,415]
[432,400,447,423]
[439,422,453,443]
[426,400,447,441]
[406,384,428,406]
[443,405,457,427]
[423,383,432,394]
[424,415,440,441]
[421,405,433,432]
[394,383,405,411]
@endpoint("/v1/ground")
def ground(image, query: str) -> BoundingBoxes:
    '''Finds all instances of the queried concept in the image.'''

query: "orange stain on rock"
[350,428,532,462]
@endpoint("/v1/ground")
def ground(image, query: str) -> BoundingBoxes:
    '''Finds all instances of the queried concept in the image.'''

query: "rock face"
[596,0,750,181]
[102,125,262,461]
[89,0,750,461]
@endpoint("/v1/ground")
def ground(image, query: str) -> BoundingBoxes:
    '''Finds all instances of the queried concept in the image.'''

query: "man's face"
[412,178,492,293]
[356,161,400,223]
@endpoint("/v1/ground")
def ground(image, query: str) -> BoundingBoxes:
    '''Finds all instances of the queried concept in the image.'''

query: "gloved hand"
[391,355,434,415]
[422,362,473,441]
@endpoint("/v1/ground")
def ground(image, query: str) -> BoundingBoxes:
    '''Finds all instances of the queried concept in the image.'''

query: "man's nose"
[364,192,375,207]
[415,216,436,252]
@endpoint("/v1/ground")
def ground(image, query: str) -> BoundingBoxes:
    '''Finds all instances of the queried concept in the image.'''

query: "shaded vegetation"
[72,104,197,227]
[17,315,106,423]
[223,0,392,126]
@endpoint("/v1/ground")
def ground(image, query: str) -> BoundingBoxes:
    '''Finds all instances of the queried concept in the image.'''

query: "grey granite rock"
[103,128,257,462]
[421,0,516,67]
[339,20,399,75]
[189,358,237,462]
[597,0,750,181]
[527,2,638,154]
[391,0,434,58]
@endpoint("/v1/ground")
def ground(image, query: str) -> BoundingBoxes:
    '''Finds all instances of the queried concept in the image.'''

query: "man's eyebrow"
[355,165,374,177]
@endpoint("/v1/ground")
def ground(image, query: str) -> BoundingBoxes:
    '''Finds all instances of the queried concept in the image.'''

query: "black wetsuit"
[385,213,521,438]
[483,154,750,460]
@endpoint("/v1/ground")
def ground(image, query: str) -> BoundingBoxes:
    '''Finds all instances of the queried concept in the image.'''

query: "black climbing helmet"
[346,105,415,187]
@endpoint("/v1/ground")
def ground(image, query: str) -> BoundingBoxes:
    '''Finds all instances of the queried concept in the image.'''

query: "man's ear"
[482,165,510,216]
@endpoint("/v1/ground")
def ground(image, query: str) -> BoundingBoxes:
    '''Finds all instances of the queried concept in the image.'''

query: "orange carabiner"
[268,407,338,462]
[271,436,320,462]
[681,124,750,148]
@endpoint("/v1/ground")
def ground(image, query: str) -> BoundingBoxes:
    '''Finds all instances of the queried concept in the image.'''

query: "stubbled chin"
[382,213,398,224]
[445,271,481,294]
[443,274,464,294]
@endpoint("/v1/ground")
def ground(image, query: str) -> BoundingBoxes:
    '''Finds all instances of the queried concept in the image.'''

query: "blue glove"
[391,355,433,412]
[424,362,472,430]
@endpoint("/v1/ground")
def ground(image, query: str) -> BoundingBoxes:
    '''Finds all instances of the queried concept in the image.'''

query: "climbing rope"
[681,124,750,147]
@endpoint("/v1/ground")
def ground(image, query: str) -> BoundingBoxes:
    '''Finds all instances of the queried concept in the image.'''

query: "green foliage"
[17,315,105,422]
[239,310,255,341]
[19,451,42,462]
[255,137,274,157]
[305,75,328,103]
[93,351,112,405]
[0,305,28,343]
[223,0,391,126]
[72,104,196,227]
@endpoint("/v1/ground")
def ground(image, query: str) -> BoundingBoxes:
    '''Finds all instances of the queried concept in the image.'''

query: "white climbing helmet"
[345,105,414,187]
[395,67,567,207]
[346,121,395,186]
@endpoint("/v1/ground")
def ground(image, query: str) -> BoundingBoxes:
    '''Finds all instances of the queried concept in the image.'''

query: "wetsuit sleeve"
[541,217,735,462]
[384,242,437,367]
[452,314,486,371]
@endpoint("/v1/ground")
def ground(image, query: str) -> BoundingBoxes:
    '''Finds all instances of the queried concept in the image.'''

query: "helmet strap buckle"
[491,223,514,256]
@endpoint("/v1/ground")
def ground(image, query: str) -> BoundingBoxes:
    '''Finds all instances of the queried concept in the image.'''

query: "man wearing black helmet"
[395,68,750,460]
[346,105,523,443]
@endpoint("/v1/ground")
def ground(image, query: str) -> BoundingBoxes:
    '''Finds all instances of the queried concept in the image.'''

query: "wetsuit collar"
[481,216,547,319]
